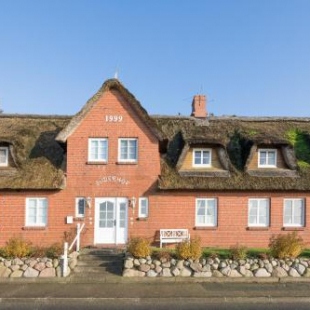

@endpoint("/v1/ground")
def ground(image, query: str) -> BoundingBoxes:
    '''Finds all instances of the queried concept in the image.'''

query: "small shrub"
[269,232,304,259]
[2,236,32,258]
[127,237,151,258]
[153,249,173,261]
[45,243,63,258]
[229,244,248,260]
[176,237,202,260]
[30,245,47,258]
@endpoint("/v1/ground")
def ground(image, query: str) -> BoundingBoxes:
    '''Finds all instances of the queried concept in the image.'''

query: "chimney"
[191,95,207,118]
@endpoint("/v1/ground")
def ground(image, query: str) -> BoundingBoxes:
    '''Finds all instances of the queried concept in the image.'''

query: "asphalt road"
[1,298,310,310]
[0,281,310,309]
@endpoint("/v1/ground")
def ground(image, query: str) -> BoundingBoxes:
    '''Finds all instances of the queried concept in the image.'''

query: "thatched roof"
[2,79,310,192]
[0,114,70,189]
[154,116,310,191]
[56,79,163,143]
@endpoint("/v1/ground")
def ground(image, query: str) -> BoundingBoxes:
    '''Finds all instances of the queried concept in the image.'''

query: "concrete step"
[78,254,122,261]
[71,248,124,278]
[77,260,122,267]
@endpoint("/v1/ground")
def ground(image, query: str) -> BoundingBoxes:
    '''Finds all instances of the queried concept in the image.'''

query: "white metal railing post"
[62,242,68,277]
[68,223,85,252]
[76,223,81,252]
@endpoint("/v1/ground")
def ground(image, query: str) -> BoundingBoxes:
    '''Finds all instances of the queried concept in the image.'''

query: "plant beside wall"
[0,236,63,259]
[127,237,151,258]
[229,244,248,260]
[175,237,202,260]
[269,231,304,259]
[0,236,32,258]
[124,232,310,278]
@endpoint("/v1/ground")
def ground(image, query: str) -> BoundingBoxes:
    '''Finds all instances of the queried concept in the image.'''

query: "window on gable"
[118,138,138,162]
[248,198,270,227]
[258,149,277,167]
[138,197,149,218]
[284,199,305,227]
[193,149,211,167]
[76,197,86,217]
[88,138,108,162]
[26,198,48,226]
[0,147,8,167]
[195,198,217,227]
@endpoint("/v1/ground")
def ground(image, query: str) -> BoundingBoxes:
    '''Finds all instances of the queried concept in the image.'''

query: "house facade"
[1,79,310,248]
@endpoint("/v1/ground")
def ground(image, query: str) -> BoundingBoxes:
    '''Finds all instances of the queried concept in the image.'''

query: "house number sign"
[105,115,123,122]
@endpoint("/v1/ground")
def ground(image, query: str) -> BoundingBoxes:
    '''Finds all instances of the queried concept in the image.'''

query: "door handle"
[114,219,116,226]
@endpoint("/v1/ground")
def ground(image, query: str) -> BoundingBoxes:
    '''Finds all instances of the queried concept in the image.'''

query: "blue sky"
[0,0,309,117]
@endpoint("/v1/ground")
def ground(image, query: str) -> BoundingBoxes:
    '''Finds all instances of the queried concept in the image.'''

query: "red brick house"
[1,79,310,248]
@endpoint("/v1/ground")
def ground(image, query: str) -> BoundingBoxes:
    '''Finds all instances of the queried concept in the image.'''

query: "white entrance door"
[94,197,128,244]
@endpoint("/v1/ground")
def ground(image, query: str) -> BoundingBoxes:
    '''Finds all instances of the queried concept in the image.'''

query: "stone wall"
[123,254,310,278]
[0,252,78,278]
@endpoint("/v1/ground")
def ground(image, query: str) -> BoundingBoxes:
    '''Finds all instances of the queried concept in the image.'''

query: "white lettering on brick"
[96,176,129,186]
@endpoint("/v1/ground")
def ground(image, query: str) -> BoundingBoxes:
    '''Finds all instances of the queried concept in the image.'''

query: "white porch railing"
[62,223,85,277]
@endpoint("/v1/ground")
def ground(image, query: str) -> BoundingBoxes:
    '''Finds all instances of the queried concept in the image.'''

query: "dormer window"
[193,149,211,167]
[258,149,277,168]
[0,147,8,167]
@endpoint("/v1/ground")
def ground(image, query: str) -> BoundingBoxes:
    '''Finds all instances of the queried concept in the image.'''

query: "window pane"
[202,151,210,164]
[284,199,304,226]
[0,149,7,164]
[196,199,216,226]
[128,140,137,160]
[139,198,148,217]
[194,151,201,165]
[78,199,85,216]
[268,151,276,165]
[248,199,268,226]
[120,140,128,159]
[27,198,47,226]
[259,151,267,165]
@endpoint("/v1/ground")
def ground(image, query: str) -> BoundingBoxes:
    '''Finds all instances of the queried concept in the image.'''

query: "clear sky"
[0,0,309,117]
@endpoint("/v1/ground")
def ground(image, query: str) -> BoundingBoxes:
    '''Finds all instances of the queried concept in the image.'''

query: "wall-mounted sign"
[105,115,123,122]
[96,175,129,186]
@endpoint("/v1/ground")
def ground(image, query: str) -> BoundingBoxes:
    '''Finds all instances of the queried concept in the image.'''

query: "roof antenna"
[114,64,119,80]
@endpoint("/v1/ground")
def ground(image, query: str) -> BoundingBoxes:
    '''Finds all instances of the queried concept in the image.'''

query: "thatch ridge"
[56,79,163,143]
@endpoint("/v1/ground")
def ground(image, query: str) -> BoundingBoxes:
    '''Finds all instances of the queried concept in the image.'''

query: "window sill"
[87,161,107,165]
[22,226,47,231]
[247,227,269,231]
[136,217,148,221]
[282,227,305,231]
[194,226,217,230]
[116,161,137,165]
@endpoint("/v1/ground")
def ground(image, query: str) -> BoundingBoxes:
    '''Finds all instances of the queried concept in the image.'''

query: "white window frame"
[258,149,277,168]
[88,138,108,162]
[118,138,138,163]
[193,148,212,167]
[248,198,270,227]
[75,197,86,218]
[138,197,149,218]
[195,198,217,227]
[283,198,305,227]
[0,147,8,167]
[25,198,48,227]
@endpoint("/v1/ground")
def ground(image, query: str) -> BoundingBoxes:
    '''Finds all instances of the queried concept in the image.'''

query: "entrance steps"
[70,247,125,281]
